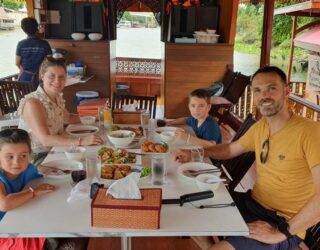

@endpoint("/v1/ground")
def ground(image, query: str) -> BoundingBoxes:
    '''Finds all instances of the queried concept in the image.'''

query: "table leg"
[121,236,132,250]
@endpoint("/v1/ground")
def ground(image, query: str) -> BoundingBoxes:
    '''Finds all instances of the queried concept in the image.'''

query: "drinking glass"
[71,170,87,185]
[98,106,104,128]
[152,156,165,185]
[140,110,150,129]
[191,147,204,162]
[86,156,98,179]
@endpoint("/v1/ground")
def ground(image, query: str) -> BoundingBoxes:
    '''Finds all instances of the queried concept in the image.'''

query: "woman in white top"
[18,57,103,153]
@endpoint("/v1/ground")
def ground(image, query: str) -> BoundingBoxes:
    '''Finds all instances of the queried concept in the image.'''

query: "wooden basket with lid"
[91,188,162,229]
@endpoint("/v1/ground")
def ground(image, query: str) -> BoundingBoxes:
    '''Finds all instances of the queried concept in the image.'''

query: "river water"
[0,27,307,81]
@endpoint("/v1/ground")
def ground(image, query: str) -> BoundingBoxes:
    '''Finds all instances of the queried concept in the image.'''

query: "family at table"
[0,56,319,250]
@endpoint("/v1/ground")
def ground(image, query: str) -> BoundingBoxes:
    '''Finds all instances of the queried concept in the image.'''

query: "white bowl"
[107,130,136,147]
[160,131,175,142]
[71,33,85,40]
[206,29,216,34]
[65,147,86,161]
[80,116,96,125]
[196,174,222,191]
[88,33,103,41]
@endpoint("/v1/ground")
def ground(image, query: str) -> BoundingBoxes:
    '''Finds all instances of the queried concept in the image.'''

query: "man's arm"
[248,164,320,244]
[15,55,21,70]
[173,140,247,162]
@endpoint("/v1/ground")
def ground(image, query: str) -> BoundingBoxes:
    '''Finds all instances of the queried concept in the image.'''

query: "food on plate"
[141,140,168,153]
[101,165,131,180]
[140,167,151,177]
[98,147,136,164]
[110,131,134,138]
[110,125,144,137]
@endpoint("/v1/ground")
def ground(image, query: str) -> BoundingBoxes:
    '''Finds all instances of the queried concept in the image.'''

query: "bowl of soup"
[107,130,136,147]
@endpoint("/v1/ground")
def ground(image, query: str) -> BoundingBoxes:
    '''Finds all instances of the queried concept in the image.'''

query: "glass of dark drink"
[157,119,166,127]
[71,170,87,185]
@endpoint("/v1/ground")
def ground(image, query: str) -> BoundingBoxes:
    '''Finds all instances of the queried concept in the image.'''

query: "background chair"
[112,93,158,118]
[210,72,251,120]
[219,113,256,191]
[0,80,35,115]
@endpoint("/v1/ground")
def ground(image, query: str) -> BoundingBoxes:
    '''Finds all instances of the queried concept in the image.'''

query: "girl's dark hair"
[21,17,38,36]
[252,66,287,84]
[0,129,31,152]
[189,88,211,104]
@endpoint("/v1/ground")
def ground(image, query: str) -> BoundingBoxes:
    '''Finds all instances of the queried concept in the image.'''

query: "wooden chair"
[111,93,158,118]
[0,80,35,115]
[303,222,320,250]
[210,72,251,120]
[219,113,256,191]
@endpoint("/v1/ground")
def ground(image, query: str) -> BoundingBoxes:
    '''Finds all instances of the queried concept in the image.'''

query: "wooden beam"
[287,16,297,84]
[260,0,275,67]
[274,1,320,16]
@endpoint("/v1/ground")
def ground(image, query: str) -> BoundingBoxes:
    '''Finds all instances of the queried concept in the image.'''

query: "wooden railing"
[116,57,162,76]
[231,82,320,122]
[0,74,18,81]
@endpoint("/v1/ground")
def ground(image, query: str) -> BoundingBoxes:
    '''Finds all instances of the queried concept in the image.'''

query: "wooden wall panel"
[47,40,111,112]
[165,43,233,118]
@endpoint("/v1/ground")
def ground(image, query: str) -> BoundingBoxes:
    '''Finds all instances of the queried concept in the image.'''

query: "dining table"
[0,124,249,250]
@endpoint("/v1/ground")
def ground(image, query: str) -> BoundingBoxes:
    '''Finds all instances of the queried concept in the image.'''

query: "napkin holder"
[91,188,162,229]
[112,109,142,124]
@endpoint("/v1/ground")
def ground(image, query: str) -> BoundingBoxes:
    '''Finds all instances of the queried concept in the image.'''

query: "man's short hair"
[252,66,287,84]
[21,17,38,36]
[189,89,211,104]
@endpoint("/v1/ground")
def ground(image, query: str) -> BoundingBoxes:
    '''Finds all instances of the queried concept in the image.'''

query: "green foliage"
[2,0,24,10]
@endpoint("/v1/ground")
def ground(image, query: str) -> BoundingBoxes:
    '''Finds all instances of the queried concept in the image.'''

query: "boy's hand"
[34,184,56,197]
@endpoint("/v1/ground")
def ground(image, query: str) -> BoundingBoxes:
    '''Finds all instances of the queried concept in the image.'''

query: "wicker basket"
[112,109,142,124]
[91,188,162,229]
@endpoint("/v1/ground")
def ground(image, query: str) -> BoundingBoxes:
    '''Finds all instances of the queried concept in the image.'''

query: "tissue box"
[91,188,162,229]
[112,109,142,124]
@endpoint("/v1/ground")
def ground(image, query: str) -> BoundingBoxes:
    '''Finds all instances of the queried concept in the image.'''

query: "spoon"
[205,178,227,184]
[183,169,221,177]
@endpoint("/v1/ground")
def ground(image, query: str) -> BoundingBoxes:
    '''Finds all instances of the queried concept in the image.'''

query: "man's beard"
[257,98,284,117]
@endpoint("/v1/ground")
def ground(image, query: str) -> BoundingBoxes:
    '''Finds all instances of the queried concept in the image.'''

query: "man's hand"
[247,221,287,244]
[172,149,191,163]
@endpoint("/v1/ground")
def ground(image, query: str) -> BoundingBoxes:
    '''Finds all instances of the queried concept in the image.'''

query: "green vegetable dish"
[140,167,151,177]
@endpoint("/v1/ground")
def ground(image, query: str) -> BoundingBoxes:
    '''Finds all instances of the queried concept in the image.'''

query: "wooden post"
[287,16,297,84]
[260,0,275,67]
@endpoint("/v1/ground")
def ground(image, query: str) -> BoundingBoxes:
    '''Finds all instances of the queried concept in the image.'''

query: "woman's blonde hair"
[39,56,67,77]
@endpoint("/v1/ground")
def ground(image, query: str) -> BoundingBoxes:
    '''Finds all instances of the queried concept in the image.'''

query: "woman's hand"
[34,184,56,197]
[172,149,191,163]
[82,134,104,146]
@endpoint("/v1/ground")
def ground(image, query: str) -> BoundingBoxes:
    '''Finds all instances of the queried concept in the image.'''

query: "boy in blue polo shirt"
[16,17,52,86]
[167,88,221,147]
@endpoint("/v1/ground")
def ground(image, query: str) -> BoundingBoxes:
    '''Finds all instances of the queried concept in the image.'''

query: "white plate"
[66,125,99,137]
[155,126,178,133]
[99,166,150,186]
[39,160,83,179]
[177,162,220,183]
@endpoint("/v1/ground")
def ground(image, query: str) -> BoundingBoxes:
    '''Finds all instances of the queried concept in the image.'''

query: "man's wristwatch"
[277,221,293,239]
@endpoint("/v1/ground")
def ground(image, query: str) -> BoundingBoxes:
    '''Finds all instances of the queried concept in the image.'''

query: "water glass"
[86,156,98,179]
[98,106,104,128]
[191,147,204,162]
[140,110,150,129]
[152,156,165,185]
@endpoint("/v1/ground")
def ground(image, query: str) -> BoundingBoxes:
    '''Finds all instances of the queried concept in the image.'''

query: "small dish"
[65,146,86,161]
[160,131,175,142]
[71,33,85,40]
[177,162,220,183]
[107,130,136,147]
[80,116,96,125]
[39,160,83,179]
[66,125,99,137]
[88,33,103,40]
[196,174,222,191]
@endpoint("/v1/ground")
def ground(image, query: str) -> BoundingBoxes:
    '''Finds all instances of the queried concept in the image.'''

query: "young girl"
[0,128,55,249]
